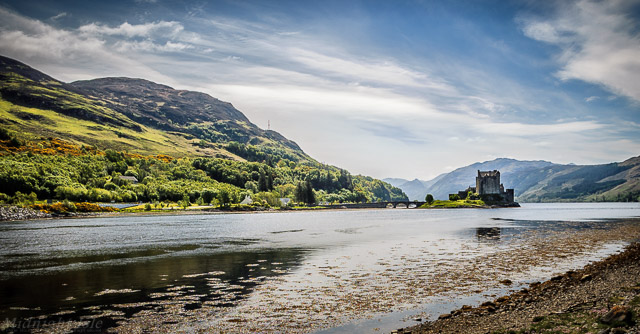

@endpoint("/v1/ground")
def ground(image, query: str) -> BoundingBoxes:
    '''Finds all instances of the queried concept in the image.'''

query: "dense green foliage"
[0,139,407,206]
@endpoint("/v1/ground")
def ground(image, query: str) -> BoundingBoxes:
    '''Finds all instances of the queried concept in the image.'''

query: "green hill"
[0,55,407,205]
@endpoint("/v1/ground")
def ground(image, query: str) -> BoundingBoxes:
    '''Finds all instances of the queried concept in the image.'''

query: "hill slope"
[515,157,640,202]
[0,55,306,162]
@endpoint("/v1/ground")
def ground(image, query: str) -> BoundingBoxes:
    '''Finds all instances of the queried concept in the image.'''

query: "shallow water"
[1,203,639,333]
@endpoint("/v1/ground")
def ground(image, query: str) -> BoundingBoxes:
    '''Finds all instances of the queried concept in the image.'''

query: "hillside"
[515,156,640,202]
[396,157,640,202]
[0,55,306,162]
[0,55,407,204]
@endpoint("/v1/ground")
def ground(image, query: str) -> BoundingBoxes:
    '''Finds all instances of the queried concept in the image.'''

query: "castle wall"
[504,189,515,203]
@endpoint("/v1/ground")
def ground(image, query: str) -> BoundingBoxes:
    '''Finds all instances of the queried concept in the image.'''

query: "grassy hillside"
[0,55,304,162]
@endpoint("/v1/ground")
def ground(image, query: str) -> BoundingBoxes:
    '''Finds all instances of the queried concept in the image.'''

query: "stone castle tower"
[476,170,501,195]
[451,170,516,203]
[475,170,515,203]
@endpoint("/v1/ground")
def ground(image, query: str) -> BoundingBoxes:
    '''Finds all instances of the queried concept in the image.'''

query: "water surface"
[1,203,639,333]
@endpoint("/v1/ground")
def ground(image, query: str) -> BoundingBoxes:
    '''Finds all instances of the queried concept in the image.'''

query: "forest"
[0,135,407,209]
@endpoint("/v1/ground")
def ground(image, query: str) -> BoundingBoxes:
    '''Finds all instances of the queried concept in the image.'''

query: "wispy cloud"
[520,0,640,102]
[49,12,67,21]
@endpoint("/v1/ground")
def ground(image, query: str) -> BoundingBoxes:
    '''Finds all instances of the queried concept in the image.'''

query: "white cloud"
[0,7,184,83]
[522,21,563,43]
[78,21,183,38]
[521,0,640,102]
[0,6,637,179]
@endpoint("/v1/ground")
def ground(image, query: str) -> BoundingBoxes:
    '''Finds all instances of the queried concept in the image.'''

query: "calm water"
[1,203,639,333]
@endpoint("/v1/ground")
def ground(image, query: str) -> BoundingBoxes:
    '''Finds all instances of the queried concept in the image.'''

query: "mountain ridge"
[0,55,307,161]
[389,157,640,202]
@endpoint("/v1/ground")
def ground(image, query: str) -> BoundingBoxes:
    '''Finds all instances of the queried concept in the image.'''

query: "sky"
[0,0,639,180]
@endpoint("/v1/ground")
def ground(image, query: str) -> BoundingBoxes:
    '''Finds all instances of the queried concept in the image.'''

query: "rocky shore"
[0,205,51,221]
[397,242,640,334]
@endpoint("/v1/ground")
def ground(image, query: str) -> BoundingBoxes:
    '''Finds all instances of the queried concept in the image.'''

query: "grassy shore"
[419,199,488,208]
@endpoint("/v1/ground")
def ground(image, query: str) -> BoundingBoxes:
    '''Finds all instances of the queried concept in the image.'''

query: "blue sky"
[1,0,639,180]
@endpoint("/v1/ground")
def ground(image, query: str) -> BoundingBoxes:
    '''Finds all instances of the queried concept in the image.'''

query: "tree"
[201,188,217,204]
[425,194,434,204]
[218,188,231,207]
[295,180,316,205]
[449,194,460,201]
[295,181,307,204]
[305,180,316,205]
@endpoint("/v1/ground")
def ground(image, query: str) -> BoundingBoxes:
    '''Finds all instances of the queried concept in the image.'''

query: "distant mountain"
[392,157,640,202]
[383,173,448,201]
[420,158,554,200]
[382,178,409,188]
[398,179,428,201]
[515,156,640,202]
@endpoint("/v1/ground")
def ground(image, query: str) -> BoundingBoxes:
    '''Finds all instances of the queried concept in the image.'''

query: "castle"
[452,170,515,203]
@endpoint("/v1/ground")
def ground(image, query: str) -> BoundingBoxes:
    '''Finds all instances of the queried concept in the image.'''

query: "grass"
[420,199,487,208]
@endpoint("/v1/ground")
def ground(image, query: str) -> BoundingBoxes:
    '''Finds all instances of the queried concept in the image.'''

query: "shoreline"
[0,202,522,222]
[396,241,640,334]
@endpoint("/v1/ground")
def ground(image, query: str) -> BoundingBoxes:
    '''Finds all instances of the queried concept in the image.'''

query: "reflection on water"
[0,247,307,332]
[476,227,501,241]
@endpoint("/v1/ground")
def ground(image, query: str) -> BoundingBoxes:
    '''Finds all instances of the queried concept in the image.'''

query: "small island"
[420,170,520,208]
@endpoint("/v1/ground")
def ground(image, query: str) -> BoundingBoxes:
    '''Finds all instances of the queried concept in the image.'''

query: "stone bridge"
[322,201,427,209]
